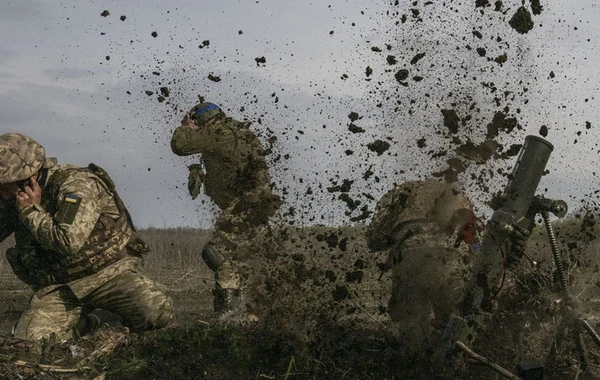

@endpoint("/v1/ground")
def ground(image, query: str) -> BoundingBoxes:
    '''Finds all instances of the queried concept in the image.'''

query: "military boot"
[74,312,102,337]
[212,288,260,325]
[213,288,242,318]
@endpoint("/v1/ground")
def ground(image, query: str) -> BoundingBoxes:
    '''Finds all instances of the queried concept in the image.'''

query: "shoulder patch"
[54,194,82,224]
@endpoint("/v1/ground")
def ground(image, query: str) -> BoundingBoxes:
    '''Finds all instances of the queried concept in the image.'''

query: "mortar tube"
[450,136,554,346]
[500,135,553,224]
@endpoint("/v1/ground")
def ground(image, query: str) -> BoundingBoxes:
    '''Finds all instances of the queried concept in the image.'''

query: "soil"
[367,139,391,155]
[2,0,597,377]
[509,7,535,34]
[1,223,600,379]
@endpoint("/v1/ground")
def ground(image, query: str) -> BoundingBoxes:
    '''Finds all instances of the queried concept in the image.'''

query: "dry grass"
[0,228,213,291]
[1,219,599,379]
[136,227,213,288]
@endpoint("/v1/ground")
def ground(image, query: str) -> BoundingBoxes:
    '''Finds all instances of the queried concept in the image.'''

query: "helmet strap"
[37,168,49,188]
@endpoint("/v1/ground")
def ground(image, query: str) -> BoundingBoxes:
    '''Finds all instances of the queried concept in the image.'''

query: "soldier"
[171,101,281,321]
[366,179,480,346]
[0,133,173,342]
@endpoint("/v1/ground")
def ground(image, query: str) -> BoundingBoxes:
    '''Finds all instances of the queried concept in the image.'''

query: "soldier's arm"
[18,172,108,255]
[171,124,237,156]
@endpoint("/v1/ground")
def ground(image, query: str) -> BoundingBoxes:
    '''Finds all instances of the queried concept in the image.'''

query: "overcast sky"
[1,0,598,228]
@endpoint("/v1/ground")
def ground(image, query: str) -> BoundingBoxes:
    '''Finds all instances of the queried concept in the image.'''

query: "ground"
[1,223,600,379]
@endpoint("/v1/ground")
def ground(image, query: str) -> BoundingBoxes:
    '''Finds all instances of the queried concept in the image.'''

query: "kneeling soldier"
[0,133,173,341]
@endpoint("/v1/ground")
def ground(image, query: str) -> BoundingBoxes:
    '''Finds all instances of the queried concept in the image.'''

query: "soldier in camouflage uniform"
[366,179,480,345]
[171,101,281,320]
[0,133,173,342]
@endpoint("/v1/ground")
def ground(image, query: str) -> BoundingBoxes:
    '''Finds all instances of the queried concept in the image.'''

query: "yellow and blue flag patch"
[64,194,79,203]
[55,194,82,224]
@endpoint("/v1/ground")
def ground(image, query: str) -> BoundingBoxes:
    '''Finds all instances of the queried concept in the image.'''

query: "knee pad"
[202,245,225,272]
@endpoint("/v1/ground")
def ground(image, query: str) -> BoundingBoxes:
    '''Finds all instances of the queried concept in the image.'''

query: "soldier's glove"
[377,242,403,275]
[388,243,403,267]
[187,164,205,200]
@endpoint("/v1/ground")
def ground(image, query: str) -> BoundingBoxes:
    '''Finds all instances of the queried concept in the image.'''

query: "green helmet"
[0,133,46,185]
[188,102,225,126]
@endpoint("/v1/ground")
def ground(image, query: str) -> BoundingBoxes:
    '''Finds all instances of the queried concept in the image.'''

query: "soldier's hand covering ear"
[16,177,41,211]
[188,164,205,200]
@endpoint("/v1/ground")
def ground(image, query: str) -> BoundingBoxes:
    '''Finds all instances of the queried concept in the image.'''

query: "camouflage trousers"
[204,206,280,290]
[205,226,273,290]
[13,259,173,342]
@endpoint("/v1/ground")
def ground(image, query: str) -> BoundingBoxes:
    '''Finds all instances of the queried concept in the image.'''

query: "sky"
[0,0,599,228]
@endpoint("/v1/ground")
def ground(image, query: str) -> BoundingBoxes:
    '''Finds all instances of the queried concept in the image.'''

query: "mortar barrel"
[501,135,553,222]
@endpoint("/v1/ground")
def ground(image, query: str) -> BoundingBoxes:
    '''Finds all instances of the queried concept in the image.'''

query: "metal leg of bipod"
[542,212,590,370]
[580,319,600,348]
[574,328,590,372]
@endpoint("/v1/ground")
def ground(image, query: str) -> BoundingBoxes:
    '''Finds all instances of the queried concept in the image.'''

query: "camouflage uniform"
[0,134,173,341]
[366,179,479,344]
[171,105,281,303]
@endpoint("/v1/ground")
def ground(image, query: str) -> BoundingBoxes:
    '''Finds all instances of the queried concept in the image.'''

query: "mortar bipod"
[529,195,600,372]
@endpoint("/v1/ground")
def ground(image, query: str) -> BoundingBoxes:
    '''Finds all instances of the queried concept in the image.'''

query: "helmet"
[188,102,225,126]
[0,133,46,185]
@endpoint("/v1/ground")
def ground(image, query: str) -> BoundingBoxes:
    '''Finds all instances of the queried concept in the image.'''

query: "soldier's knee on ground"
[13,289,82,342]
[14,325,72,342]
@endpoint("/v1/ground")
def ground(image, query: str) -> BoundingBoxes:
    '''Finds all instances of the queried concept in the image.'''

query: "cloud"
[0,47,16,65]
[2,0,598,227]
[43,67,96,80]
[0,1,55,23]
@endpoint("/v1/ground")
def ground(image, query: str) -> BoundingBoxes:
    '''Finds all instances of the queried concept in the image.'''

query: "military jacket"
[0,159,141,293]
[366,179,478,252]
[171,117,275,210]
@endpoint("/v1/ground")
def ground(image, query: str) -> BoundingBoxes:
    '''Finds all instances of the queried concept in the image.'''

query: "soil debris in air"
[530,0,543,15]
[255,56,266,66]
[367,140,391,155]
[348,123,365,134]
[509,6,534,34]
[441,109,460,135]
[410,52,426,65]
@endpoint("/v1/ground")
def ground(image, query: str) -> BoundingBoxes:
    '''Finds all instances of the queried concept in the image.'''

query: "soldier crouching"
[366,179,480,346]
[0,133,173,342]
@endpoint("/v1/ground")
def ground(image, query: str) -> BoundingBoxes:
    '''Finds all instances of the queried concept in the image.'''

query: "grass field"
[0,217,599,379]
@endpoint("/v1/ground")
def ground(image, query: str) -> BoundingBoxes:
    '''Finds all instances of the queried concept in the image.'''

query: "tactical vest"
[9,164,148,289]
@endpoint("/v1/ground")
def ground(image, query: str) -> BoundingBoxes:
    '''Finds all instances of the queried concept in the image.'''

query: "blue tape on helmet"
[194,103,220,117]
